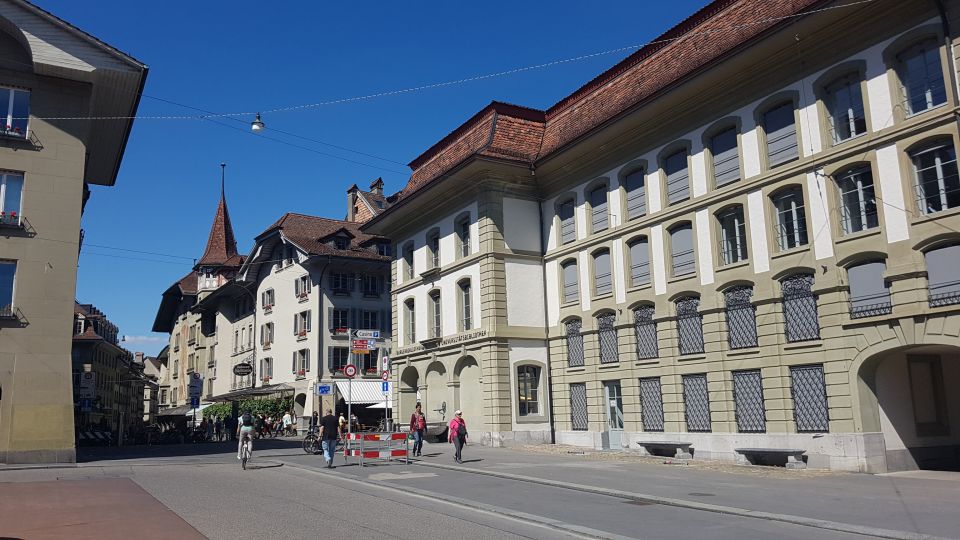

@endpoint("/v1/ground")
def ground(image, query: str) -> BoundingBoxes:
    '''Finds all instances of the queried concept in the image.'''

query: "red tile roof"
[197,191,240,268]
[260,213,390,261]
[393,0,822,203]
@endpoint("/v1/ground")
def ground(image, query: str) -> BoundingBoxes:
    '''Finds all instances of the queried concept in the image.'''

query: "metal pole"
[347,327,352,442]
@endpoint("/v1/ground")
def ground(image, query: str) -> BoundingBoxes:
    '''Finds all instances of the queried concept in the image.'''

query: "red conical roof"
[196,189,240,268]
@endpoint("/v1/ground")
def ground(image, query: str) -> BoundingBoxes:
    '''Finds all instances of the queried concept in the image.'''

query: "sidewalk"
[0,478,204,540]
[410,443,960,539]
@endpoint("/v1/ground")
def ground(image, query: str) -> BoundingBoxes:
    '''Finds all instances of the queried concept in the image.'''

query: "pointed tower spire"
[196,163,239,268]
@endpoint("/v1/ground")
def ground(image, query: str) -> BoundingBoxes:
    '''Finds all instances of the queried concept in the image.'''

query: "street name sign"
[190,396,200,408]
[353,329,380,339]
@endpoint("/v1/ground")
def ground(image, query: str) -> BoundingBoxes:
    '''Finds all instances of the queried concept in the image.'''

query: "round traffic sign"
[381,370,389,381]
[343,364,358,378]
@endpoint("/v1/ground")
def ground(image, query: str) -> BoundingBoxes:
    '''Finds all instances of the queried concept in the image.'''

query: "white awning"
[335,380,392,407]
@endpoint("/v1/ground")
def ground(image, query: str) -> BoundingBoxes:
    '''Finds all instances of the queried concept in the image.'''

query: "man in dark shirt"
[318,409,341,468]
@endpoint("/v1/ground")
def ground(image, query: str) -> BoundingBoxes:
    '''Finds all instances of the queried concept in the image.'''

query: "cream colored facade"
[0,1,146,463]
[369,0,960,471]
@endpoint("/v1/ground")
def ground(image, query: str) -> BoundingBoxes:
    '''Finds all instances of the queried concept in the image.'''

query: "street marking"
[368,471,437,481]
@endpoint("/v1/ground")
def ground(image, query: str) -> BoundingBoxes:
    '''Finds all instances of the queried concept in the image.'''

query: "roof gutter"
[108,65,148,186]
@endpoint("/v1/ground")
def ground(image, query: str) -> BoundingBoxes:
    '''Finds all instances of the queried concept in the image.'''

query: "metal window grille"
[639,377,664,432]
[725,286,757,349]
[682,374,712,432]
[733,370,766,433]
[781,274,820,342]
[676,297,704,355]
[633,306,659,359]
[598,313,618,364]
[790,364,830,432]
[566,320,584,367]
[570,383,588,431]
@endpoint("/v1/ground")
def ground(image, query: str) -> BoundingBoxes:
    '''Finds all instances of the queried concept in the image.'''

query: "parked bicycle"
[302,425,320,454]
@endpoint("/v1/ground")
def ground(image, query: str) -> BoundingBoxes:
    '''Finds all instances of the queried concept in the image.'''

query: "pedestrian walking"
[409,402,426,457]
[214,418,222,441]
[204,418,213,441]
[448,410,467,464]
[318,409,341,468]
[282,411,292,437]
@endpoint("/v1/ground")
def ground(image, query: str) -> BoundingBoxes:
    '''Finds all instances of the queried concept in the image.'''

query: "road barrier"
[343,432,409,467]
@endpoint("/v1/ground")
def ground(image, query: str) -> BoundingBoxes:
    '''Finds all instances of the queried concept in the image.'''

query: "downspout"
[931,0,960,106]
[537,183,557,445]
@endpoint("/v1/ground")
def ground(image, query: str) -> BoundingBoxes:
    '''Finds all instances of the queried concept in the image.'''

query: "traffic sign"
[381,370,389,381]
[343,364,358,378]
[78,372,96,399]
[79,398,92,412]
[351,339,376,351]
[353,329,380,339]
[381,381,390,394]
[190,396,200,409]
[315,383,332,396]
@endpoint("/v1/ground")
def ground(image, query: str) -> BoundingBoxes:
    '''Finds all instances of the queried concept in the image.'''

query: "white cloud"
[123,335,166,344]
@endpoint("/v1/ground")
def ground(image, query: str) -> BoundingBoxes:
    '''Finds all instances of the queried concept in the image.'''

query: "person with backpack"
[236,410,256,460]
[409,402,426,457]
[448,410,468,464]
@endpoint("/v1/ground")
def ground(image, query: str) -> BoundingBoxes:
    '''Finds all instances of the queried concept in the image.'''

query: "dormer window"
[334,237,349,250]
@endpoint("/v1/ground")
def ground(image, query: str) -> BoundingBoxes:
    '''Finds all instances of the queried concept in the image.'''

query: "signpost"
[315,383,331,396]
[189,372,202,427]
[343,363,357,440]
[78,371,96,400]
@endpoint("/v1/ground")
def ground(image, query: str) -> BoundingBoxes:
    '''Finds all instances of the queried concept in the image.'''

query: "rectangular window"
[589,185,608,233]
[717,206,748,265]
[682,374,712,432]
[332,308,349,330]
[593,250,611,296]
[676,297,704,355]
[565,320,584,368]
[725,286,757,349]
[773,187,809,250]
[294,310,312,336]
[907,356,949,436]
[898,40,947,115]
[430,292,441,338]
[848,261,891,318]
[405,300,416,343]
[764,102,798,167]
[670,224,695,277]
[837,166,878,234]
[428,232,440,269]
[0,172,24,227]
[261,288,275,309]
[0,260,16,317]
[330,272,350,292]
[458,218,471,258]
[559,199,576,244]
[781,274,820,342]
[562,261,578,304]
[362,274,380,296]
[597,313,618,364]
[925,244,960,307]
[260,322,274,346]
[517,365,540,416]
[912,142,959,215]
[295,275,311,298]
[639,377,664,432]
[403,244,414,279]
[624,170,646,219]
[664,151,690,205]
[733,369,766,433]
[628,238,650,287]
[633,306,658,360]
[260,357,273,380]
[790,364,829,432]
[361,310,379,330]
[569,383,588,431]
[459,281,472,331]
[825,76,866,143]
[711,128,740,186]
[331,347,350,372]
[293,349,310,375]
[358,349,379,374]
[1,86,29,138]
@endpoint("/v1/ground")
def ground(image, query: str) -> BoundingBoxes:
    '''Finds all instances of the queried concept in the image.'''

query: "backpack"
[242,412,253,427]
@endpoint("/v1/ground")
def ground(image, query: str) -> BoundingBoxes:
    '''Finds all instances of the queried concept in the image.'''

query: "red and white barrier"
[343,431,409,466]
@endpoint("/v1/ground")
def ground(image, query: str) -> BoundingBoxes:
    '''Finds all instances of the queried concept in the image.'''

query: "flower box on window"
[263,304,273,313]
[0,211,21,228]
[262,341,272,350]
[297,330,307,338]
[297,369,305,377]
[262,376,271,382]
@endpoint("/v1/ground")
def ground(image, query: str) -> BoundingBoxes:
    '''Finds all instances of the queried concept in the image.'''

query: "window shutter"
[671,225,695,276]
[665,151,690,204]
[624,170,646,219]
[306,310,312,332]
[305,349,311,372]
[712,128,740,186]
[925,245,960,301]
[590,186,608,232]
[293,314,298,335]
[559,200,576,244]
[563,262,578,303]
[765,103,798,166]
[327,346,334,371]
[594,251,611,295]
[292,352,297,374]
[327,307,334,330]
[629,239,650,285]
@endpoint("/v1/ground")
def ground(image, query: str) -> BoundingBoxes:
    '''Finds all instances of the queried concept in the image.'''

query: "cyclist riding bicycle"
[236,410,255,461]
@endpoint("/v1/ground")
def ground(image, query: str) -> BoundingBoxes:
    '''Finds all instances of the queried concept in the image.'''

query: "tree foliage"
[202,396,294,420]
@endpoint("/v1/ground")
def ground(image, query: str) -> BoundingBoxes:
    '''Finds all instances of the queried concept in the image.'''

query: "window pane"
[925,244,960,307]
[826,77,866,142]
[597,313,618,364]
[566,320,584,367]
[733,370,766,433]
[624,170,646,219]
[570,383,588,430]
[711,128,740,186]
[682,374,711,432]
[639,377,664,431]
[562,261,578,303]
[848,261,891,318]
[0,260,15,310]
[10,90,29,135]
[670,224,695,276]
[781,274,820,342]
[836,167,878,233]
[717,206,747,265]
[633,306,658,359]
[912,142,960,215]
[900,41,947,114]
[664,151,689,204]
[790,364,830,432]
[593,251,611,296]
[725,286,757,349]
[676,297,704,355]
[764,103,798,166]
[2,173,23,217]
[629,238,650,286]
[590,186,608,232]
[773,187,808,250]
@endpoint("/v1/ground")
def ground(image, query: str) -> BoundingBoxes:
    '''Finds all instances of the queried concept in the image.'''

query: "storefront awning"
[335,380,391,407]
[209,383,295,402]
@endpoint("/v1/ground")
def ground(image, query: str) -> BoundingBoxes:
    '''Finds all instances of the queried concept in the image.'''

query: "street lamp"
[251,113,265,133]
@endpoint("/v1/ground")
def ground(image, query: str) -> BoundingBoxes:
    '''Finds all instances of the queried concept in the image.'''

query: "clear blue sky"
[37,0,707,355]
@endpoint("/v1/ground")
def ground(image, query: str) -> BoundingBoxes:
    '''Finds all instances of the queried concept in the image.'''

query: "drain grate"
[621,499,656,506]
[687,492,715,497]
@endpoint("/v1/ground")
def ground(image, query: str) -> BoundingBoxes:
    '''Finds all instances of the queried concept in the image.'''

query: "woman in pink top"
[448,410,467,463]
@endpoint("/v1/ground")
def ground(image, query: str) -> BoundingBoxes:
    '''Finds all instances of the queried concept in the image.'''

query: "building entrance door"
[604,381,624,449]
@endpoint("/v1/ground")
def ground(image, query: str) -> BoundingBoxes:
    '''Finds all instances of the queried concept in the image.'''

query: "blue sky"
[37,0,707,355]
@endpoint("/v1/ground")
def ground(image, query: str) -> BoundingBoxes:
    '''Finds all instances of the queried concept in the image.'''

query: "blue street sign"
[190,396,200,409]
[381,381,390,394]
[315,384,332,396]
[80,398,92,412]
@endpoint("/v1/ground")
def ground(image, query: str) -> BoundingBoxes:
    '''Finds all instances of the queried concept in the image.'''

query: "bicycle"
[302,426,320,455]
[239,433,252,470]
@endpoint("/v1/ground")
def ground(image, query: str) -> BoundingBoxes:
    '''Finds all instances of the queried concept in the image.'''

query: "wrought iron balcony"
[849,300,893,319]
[928,280,960,308]
[0,305,23,319]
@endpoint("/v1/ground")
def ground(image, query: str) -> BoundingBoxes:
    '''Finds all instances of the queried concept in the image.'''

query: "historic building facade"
[0,0,147,463]
[368,0,960,471]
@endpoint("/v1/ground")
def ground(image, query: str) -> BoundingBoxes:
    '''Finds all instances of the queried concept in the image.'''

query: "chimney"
[369,177,384,196]
[346,184,359,222]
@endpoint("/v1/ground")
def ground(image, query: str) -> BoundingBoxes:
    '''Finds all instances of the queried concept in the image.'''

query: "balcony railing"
[929,280,960,308]
[0,305,23,319]
[0,211,23,228]
[849,300,893,319]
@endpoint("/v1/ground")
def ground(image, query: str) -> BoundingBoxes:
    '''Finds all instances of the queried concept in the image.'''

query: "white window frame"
[294,310,312,337]
[1,86,29,138]
[717,206,747,265]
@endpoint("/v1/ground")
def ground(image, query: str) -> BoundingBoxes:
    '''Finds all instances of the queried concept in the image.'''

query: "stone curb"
[281,460,633,540]
[411,460,951,540]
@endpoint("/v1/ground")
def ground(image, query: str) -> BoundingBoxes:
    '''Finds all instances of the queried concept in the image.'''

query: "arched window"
[925,244,960,307]
[593,249,612,296]
[561,259,578,304]
[847,261,891,318]
[896,39,947,115]
[762,101,798,167]
[558,197,576,244]
[663,149,690,205]
[623,168,646,219]
[588,182,609,233]
[429,290,441,338]
[911,140,959,215]
[597,312,618,364]
[565,319,584,367]
[772,186,808,250]
[823,73,866,143]
[836,165,878,234]
[456,213,471,258]
[675,296,704,355]
[404,299,416,344]
[426,229,441,269]
[516,365,541,416]
[710,127,740,186]
[458,279,472,331]
[628,237,650,287]
[717,205,747,265]
[402,241,415,279]
[724,286,757,349]
[633,305,658,360]
[780,274,819,342]
[669,223,695,277]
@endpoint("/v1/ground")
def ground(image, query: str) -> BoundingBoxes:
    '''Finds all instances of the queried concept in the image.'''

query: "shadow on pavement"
[77,439,304,463]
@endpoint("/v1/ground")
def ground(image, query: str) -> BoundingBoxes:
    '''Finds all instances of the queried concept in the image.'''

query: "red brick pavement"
[0,478,204,539]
